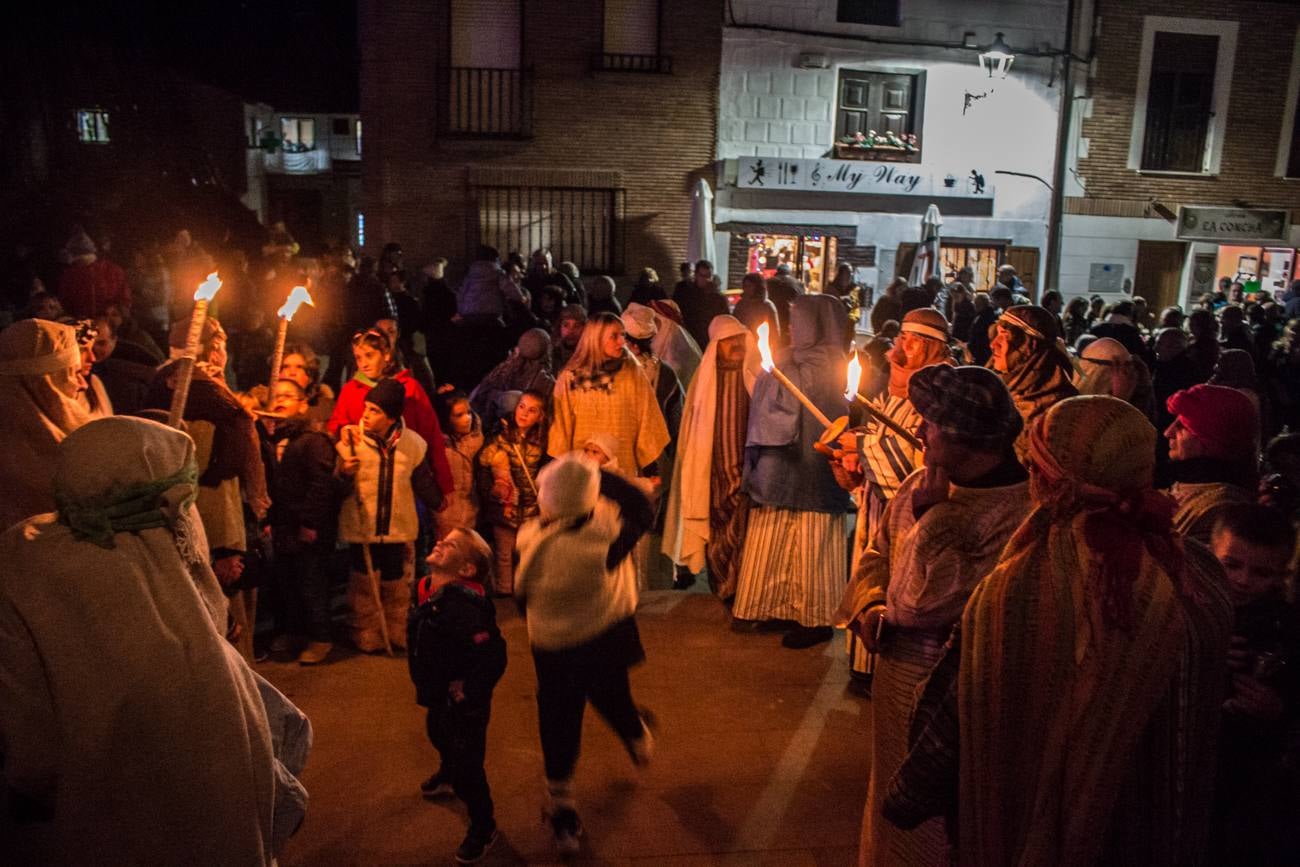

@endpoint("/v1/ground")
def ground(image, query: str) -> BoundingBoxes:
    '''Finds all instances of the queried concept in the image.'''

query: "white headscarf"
[0,319,90,529]
[663,315,760,571]
[1073,337,1138,401]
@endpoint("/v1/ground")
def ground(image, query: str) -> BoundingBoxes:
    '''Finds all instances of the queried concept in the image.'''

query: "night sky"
[18,0,359,112]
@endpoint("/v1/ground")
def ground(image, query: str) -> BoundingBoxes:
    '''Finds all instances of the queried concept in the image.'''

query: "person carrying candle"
[336,378,444,652]
[731,294,853,649]
[835,364,1028,866]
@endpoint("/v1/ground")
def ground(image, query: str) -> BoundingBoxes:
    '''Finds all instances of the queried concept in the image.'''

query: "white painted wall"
[718,0,1069,290]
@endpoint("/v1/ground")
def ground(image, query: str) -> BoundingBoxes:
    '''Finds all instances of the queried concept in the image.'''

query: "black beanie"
[366,378,406,420]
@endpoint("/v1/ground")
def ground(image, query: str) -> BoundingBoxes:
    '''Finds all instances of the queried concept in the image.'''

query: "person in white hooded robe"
[0,416,309,865]
[662,315,761,597]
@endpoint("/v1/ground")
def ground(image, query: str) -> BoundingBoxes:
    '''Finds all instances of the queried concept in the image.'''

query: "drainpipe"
[1045,0,1080,297]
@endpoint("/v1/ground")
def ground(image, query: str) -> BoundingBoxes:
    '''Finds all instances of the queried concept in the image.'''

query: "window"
[471,185,626,274]
[76,109,110,144]
[835,69,923,160]
[1277,29,1300,177]
[332,117,349,136]
[442,0,530,137]
[599,0,670,73]
[355,211,365,248]
[280,117,315,152]
[837,0,900,27]
[355,118,362,155]
[746,233,837,293]
[1129,17,1237,175]
[1141,33,1217,172]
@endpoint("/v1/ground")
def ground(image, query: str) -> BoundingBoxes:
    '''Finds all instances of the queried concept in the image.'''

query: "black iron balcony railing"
[436,66,534,139]
[594,53,673,74]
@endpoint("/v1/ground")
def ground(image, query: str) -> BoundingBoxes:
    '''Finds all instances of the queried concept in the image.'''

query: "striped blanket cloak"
[838,469,1031,867]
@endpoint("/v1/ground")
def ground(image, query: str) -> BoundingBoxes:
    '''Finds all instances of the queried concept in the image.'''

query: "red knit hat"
[1166,384,1259,459]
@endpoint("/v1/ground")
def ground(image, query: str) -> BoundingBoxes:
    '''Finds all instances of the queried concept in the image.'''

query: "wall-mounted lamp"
[979,32,1015,79]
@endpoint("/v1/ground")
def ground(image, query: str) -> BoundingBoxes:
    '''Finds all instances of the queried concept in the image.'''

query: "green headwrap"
[56,460,200,549]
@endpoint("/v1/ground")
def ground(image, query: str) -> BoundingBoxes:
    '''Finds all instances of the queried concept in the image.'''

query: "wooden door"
[839,71,915,138]
[1005,246,1039,298]
[1134,241,1187,310]
[895,243,917,280]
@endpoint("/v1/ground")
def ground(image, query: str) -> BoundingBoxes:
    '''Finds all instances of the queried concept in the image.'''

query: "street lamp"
[979,32,1015,79]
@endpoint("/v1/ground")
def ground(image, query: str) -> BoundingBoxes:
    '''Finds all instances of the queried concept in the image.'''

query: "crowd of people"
[1,219,1298,865]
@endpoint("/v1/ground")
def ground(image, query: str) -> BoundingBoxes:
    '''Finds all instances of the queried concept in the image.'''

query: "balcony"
[593,53,673,74]
[263,147,330,175]
[436,66,534,139]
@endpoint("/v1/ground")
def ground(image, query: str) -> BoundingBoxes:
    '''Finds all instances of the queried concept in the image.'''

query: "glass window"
[355,118,362,155]
[940,244,1004,292]
[280,117,316,152]
[76,109,110,144]
[745,233,837,291]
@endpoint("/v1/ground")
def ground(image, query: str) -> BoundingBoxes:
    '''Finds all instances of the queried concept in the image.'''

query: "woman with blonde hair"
[549,312,670,482]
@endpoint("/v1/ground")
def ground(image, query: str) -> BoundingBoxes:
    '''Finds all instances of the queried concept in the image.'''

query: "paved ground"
[261,589,872,866]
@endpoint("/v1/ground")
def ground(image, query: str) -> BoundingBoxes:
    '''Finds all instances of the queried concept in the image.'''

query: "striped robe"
[841,470,1031,867]
[707,365,751,598]
[885,517,1232,867]
[850,395,924,675]
[732,507,847,626]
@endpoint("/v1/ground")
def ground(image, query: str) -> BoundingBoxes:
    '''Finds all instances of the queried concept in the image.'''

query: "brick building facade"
[1062,0,1300,308]
[358,0,722,286]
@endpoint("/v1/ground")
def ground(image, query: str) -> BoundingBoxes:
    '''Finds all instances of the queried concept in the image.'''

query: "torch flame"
[194,271,223,302]
[277,285,314,321]
[845,353,863,402]
[755,321,775,373]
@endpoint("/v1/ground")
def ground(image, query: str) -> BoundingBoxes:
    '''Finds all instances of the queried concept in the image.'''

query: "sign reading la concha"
[735,156,993,199]
[1176,206,1290,245]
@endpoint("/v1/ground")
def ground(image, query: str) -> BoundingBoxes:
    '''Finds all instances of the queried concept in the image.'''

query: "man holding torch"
[731,294,852,649]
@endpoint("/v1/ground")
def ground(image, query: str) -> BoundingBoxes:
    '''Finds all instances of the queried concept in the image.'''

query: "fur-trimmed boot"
[380,571,413,651]
[347,570,387,653]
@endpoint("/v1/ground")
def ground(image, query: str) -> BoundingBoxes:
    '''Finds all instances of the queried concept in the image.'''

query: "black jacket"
[262,418,339,548]
[407,581,507,709]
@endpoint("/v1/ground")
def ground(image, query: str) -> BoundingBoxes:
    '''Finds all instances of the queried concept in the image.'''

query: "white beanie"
[537,452,600,522]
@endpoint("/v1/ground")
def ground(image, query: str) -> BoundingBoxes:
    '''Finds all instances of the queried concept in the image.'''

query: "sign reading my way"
[735,156,993,199]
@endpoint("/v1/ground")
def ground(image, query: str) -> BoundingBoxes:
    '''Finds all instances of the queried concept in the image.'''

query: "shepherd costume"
[0,417,310,864]
[663,315,761,598]
[995,304,1077,460]
[548,354,670,476]
[733,294,853,644]
[837,365,1028,867]
[0,319,89,529]
[883,396,1232,867]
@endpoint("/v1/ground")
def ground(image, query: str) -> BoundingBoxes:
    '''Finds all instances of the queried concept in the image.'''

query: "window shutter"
[451,0,520,69]
[604,0,658,56]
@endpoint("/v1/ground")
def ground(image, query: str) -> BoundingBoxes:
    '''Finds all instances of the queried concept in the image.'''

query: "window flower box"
[834,131,919,163]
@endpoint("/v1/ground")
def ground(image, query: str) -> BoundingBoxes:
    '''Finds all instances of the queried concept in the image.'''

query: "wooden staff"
[167,272,223,428]
[349,425,392,656]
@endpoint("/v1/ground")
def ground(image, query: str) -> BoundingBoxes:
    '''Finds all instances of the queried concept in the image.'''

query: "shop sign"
[1176,206,1290,244]
[735,157,993,199]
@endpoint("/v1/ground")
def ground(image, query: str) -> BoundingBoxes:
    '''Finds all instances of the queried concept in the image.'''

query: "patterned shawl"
[956,396,1229,866]
[997,305,1077,458]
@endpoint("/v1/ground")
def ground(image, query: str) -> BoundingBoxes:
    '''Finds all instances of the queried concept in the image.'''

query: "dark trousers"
[347,542,406,581]
[532,628,645,782]
[273,542,332,642]
[425,701,494,830]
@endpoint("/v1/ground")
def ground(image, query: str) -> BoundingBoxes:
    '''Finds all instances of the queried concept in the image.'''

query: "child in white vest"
[337,378,443,651]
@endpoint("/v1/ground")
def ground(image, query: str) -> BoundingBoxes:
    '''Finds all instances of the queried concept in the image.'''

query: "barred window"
[471,186,626,274]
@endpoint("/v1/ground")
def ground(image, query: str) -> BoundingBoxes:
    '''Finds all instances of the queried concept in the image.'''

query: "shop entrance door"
[1134,241,1186,311]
